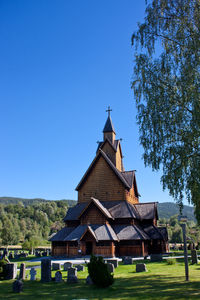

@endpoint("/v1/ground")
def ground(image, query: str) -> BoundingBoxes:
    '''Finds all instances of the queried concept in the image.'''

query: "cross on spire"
[106,106,112,117]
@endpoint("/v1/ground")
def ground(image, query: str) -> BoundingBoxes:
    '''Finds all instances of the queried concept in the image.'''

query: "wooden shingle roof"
[103,115,115,133]
[50,223,167,242]
[78,197,114,220]
[142,225,164,240]
[49,227,75,242]
[63,199,158,221]
[63,224,118,242]
[113,225,150,240]
[134,202,158,220]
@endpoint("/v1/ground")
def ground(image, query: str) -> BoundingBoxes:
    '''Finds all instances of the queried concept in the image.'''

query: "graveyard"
[0,252,200,299]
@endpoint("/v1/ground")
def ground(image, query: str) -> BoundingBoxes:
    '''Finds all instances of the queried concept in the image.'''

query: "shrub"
[0,259,8,280]
[167,258,176,265]
[87,255,114,288]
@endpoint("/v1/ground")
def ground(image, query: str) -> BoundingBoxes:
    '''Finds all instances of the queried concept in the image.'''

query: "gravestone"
[64,262,73,271]
[136,263,147,272]
[86,275,93,285]
[4,263,17,280]
[19,263,26,280]
[12,280,23,293]
[52,263,61,270]
[76,265,84,272]
[30,268,37,280]
[8,252,14,260]
[150,254,162,262]
[106,259,118,268]
[41,259,51,282]
[55,271,62,282]
[191,249,198,264]
[123,257,133,265]
[107,263,114,273]
[67,267,78,283]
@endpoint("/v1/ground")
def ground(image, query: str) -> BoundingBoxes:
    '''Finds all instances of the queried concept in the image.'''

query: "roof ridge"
[134,202,158,205]
[125,201,135,218]
[99,149,131,189]
[133,204,141,220]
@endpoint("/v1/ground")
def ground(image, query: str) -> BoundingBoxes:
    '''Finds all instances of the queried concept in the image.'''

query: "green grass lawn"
[1,259,200,300]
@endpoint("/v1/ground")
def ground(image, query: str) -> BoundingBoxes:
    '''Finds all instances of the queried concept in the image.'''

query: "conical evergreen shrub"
[87,255,114,288]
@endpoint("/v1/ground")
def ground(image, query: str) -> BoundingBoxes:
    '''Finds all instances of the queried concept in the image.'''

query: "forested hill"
[0,197,196,246]
[158,202,195,222]
[0,197,77,207]
[0,197,195,221]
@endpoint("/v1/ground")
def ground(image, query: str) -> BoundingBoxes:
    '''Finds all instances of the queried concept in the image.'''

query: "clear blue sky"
[0,0,182,204]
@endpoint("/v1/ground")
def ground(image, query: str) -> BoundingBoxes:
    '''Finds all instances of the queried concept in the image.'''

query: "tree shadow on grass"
[1,275,200,300]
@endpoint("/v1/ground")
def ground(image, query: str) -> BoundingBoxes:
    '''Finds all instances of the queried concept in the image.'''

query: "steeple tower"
[103,106,116,144]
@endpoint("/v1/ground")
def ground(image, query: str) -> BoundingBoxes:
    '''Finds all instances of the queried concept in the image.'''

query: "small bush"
[167,258,176,265]
[87,255,114,288]
[0,259,8,280]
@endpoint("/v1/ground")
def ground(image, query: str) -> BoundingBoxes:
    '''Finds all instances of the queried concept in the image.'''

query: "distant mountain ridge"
[158,202,195,222]
[0,197,195,221]
[0,196,77,207]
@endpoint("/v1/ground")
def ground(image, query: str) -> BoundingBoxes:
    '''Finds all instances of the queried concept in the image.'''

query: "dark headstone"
[41,259,51,282]
[4,263,17,280]
[107,263,114,273]
[106,259,118,268]
[8,253,14,260]
[55,271,62,282]
[64,262,73,271]
[191,249,198,264]
[30,268,37,280]
[19,263,26,280]
[123,257,133,265]
[67,267,78,283]
[68,267,77,277]
[12,280,23,293]
[75,265,84,272]
[67,275,78,283]
[150,254,162,262]
[136,263,147,272]
[19,253,26,258]
[52,263,61,270]
[86,275,93,285]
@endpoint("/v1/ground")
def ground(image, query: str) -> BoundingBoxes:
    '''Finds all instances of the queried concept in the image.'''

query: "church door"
[86,242,93,255]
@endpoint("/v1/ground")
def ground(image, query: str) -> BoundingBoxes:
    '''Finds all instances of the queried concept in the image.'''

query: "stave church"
[50,108,168,257]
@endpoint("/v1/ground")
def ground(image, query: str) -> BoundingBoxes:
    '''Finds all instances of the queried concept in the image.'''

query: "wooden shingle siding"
[78,156,125,202]
[101,142,116,166]
[116,146,123,171]
[124,187,139,204]
[68,246,78,256]
[81,205,107,224]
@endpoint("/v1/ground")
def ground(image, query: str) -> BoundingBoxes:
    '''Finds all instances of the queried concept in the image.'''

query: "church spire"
[103,106,116,143]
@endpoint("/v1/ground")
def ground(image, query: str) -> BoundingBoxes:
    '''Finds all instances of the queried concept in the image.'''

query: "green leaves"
[132,0,200,222]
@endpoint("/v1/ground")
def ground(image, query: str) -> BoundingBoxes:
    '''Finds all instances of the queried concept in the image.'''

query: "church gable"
[79,199,113,224]
[80,227,97,241]
[77,154,128,202]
